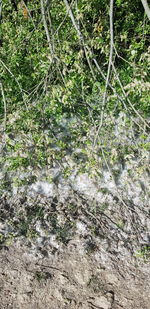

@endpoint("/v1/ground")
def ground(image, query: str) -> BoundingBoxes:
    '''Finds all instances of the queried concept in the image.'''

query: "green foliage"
[1,0,149,118]
[0,0,149,174]
[35,271,52,282]
[135,246,150,263]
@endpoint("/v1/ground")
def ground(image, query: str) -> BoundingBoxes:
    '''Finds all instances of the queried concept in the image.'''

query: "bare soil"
[0,237,150,309]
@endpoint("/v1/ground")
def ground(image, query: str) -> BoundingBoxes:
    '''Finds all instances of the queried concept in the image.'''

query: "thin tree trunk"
[141,0,150,20]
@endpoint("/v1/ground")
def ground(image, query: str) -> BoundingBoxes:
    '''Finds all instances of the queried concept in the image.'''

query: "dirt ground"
[0,236,150,309]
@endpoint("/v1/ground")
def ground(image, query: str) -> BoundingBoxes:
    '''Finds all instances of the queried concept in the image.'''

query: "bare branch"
[63,0,83,41]
[0,59,27,109]
[40,0,54,61]
[63,0,96,79]
[112,63,150,129]
[141,0,150,20]
[0,81,7,131]
[94,0,114,143]
[0,0,2,21]
[22,0,36,29]
[47,11,55,54]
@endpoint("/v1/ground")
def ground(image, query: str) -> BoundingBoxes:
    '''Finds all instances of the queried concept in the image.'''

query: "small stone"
[93,296,111,309]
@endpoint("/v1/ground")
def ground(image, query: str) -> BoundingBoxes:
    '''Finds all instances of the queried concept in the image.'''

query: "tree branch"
[141,0,150,20]
[63,0,96,79]
[0,81,7,131]
[40,0,54,61]
[0,59,27,109]
[94,0,114,143]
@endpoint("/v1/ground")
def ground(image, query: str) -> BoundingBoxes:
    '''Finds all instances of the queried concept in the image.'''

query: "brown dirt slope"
[0,238,150,309]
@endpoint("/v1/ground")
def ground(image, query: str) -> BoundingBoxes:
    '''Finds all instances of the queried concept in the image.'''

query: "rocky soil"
[0,237,150,309]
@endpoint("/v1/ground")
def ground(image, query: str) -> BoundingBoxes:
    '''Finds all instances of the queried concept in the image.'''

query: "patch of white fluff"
[30,181,56,197]
[96,191,103,201]
[12,187,18,195]
[71,173,97,200]
[76,221,87,235]
[58,183,70,202]
[12,185,27,196]
[48,235,59,249]
[102,171,116,191]
[35,221,46,237]
[57,214,66,225]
